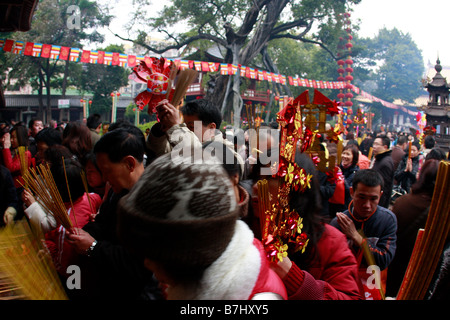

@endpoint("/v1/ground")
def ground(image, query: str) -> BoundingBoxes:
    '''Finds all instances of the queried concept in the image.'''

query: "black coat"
[394,154,419,193]
[74,188,162,300]
[372,150,394,208]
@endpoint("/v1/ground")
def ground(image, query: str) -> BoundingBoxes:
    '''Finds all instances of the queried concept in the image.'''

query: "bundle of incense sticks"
[21,163,73,231]
[17,146,28,177]
[257,179,271,239]
[407,141,413,160]
[170,68,198,108]
[368,147,373,161]
[396,160,450,300]
[0,220,68,300]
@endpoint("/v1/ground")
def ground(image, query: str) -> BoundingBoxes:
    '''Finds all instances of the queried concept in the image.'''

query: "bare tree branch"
[111,29,227,54]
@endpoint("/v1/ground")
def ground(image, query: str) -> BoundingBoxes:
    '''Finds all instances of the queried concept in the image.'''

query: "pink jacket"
[45,192,102,277]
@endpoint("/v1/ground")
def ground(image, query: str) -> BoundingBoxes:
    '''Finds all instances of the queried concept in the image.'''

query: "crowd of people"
[0,98,449,301]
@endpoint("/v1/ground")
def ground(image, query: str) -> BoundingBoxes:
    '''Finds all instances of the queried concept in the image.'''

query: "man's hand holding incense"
[156,99,181,132]
[336,212,363,246]
[66,228,96,255]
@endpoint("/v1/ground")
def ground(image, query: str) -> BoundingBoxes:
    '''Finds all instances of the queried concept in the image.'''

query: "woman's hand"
[405,158,412,172]
[270,256,292,280]
[1,132,11,149]
[22,189,36,207]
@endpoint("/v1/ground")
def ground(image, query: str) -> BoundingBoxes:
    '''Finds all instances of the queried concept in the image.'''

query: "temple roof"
[426,59,449,88]
[0,0,39,32]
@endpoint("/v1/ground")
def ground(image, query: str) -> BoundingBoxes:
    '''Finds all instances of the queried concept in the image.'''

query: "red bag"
[329,167,345,204]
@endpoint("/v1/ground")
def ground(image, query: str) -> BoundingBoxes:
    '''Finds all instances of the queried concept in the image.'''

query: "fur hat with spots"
[117,150,239,269]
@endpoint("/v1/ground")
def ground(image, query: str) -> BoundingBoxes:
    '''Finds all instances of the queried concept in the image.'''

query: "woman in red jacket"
[1,124,33,221]
[1,124,33,188]
[270,152,364,300]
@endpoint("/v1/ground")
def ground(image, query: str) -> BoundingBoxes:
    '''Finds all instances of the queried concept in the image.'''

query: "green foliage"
[356,27,424,104]
[80,44,130,115]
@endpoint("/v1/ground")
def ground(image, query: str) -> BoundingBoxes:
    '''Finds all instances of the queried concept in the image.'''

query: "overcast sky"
[352,0,449,68]
[102,0,447,69]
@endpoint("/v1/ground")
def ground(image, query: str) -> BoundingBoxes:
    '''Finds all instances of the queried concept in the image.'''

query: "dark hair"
[352,169,384,191]
[84,151,100,172]
[62,121,92,162]
[35,127,63,146]
[109,121,146,151]
[10,124,29,147]
[411,159,439,196]
[424,135,435,149]
[86,113,102,130]
[94,128,145,163]
[44,145,74,168]
[181,99,222,128]
[289,152,326,265]
[425,147,446,161]
[202,141,241,178]
[51,157,85,204]
[376,135,390,148]
[411,140,421,151]
[397,135,407,146]
[108,118,133,131]
[28,118,42,129]
[346,132,354,140]
[343,144,359,166]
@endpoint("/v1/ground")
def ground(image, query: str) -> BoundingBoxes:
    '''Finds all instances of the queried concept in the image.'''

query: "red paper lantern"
[344,101,353,107]
[345,75,354,81]
[80,99,84,103]
[345,43,353,48]
[337,68,345,74]
[337,76,345,81]
[337,93,345,99]
[345,59,354,65]
[347,109,353,115]
[345,67,354,73]
[346,119,353,124]
[337,60,345,66]
[345,93,354,99]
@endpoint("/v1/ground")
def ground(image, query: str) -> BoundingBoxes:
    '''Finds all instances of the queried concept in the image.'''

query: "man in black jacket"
[66,126,162,300]
[370,135,394,208]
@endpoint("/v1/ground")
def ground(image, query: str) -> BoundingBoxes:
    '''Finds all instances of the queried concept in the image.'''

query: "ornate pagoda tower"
[420,59,450,152]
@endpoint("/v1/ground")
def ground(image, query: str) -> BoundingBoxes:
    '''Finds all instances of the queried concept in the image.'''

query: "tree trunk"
[37,69,45,122]
[45,60,52,124]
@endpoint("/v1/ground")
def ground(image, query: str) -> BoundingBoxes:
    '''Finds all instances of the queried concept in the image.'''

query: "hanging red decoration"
[131,58,176,113]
